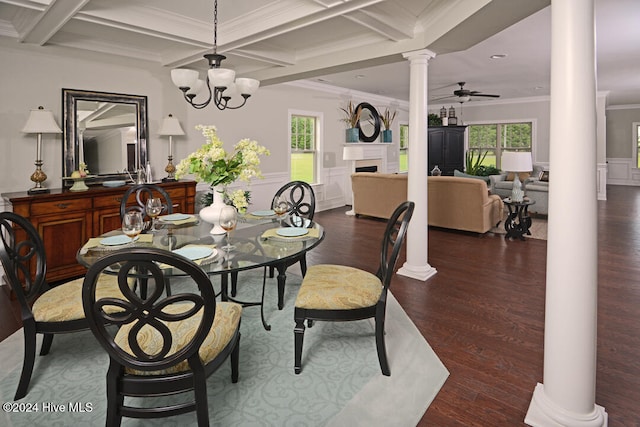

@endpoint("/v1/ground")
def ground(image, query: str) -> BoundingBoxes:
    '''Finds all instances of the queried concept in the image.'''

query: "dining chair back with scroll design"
[120,184,175,297]
[293,201,414,375]
[119,183,174,222]
[231,181,316,311]
[82,247,242,427]
[0,211,125,400]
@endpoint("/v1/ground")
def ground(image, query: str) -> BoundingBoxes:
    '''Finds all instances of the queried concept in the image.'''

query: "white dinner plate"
[251,210,275,216]
[276,228,309,237]
[159,213,191,221]
[100,235,138,246]
[172,246,215,261]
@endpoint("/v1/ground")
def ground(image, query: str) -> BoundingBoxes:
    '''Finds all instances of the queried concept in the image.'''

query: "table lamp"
[22,106,62,195]
[158,113,185,182]
[343,146,365,215]
[501,151,532,202]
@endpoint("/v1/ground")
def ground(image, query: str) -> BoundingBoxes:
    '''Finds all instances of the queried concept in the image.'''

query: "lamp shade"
[158,114,185,136]
[22,106,62,134]
[343,146,365,161]
[501,151,532,172]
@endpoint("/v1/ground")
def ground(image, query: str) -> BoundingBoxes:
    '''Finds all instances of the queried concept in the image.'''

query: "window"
[290,113,319,183]
[467,122,532,169]
[399,123,409,172]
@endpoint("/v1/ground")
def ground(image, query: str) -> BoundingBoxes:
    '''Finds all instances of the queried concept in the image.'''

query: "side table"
[503,198,535,240]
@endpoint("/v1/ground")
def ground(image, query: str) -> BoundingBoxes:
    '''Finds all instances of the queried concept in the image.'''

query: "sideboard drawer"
[93,194,125,209]
[31,198,91,216]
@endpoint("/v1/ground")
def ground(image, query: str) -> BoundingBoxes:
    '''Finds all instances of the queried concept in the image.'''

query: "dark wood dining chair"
[82,247,242,427]
[0,211,124,400]
[293,201,414,375]
[232,180,316,310]
[119,183,174,221]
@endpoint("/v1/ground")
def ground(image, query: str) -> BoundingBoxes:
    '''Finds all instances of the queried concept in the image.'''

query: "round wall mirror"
[355,102,381,142]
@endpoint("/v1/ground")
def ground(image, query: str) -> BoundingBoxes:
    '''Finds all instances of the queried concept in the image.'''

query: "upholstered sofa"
[489,164,548,215]
[351,173,504,234]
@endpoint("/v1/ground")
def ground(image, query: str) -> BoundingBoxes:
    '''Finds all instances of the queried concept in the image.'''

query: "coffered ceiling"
[1,0,637,107]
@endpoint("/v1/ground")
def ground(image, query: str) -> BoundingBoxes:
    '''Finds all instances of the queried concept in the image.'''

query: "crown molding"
[284,80,409,110]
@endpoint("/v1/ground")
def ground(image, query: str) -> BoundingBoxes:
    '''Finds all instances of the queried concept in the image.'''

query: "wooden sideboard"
[2,180,196,283]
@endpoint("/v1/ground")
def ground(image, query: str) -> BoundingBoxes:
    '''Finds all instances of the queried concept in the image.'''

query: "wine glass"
[219,206,238,251]
[145,197,163,232]
[273,196,289,227]
[122,211,144,242]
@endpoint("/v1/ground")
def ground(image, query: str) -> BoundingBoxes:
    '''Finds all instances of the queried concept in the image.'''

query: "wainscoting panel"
[606,158,640,186]
[597,162,607,200]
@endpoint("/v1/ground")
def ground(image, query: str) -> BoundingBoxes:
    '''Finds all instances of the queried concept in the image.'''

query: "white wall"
[0,38,407,212]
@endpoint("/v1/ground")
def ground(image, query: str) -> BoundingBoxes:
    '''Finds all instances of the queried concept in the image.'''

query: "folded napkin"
[261,227,320,240]
[159,214,197,225]
[80,234,154,254]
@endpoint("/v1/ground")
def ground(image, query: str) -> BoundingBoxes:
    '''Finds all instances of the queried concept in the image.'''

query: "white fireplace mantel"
[343,143,389,173]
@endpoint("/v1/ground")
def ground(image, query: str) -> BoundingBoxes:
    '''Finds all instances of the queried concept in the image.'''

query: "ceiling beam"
[19,0,89,45]
[342,3,416,41]
[426,0,550,54]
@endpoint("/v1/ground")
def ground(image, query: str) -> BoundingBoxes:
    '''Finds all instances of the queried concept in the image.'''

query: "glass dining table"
[76,212,325,330]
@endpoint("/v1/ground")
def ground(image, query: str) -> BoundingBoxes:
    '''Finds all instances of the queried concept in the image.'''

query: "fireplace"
[354,158,383,173]
[355,165,378,173]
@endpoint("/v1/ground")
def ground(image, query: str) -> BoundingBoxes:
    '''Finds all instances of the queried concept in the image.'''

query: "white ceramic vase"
[199,186,227,235]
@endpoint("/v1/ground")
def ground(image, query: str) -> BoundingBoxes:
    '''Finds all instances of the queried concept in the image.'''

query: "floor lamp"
[343,146,365,215]
[22,106,62,195]
[501,151,533,202]
[158,114,185,182]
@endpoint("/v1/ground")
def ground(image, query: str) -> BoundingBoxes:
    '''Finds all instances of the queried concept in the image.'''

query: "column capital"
[402,49,436,62]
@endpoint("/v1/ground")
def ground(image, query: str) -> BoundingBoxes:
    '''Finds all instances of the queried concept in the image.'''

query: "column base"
[525,383,608,427]
[397,262,437,281]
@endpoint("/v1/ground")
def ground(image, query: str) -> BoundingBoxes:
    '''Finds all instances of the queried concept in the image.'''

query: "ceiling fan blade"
[431,95,457,102]
[471,93,500,98]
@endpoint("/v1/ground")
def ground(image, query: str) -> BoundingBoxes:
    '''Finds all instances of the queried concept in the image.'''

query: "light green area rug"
[0,271,448,426]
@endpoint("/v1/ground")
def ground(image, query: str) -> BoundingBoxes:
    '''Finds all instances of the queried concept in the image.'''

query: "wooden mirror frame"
[62,88,148,186]
[355,102,381,142]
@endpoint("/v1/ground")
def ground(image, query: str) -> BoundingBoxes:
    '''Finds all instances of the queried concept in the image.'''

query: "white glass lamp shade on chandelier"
[170,0,259,110]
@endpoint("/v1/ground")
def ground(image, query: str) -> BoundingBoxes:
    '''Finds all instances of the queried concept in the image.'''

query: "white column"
[397,49,437,281]
[525,0,607,425]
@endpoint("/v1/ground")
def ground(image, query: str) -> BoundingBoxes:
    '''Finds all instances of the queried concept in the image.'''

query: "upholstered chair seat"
[116,302,242,376]
[32,275,123,322]
[295,265,383,310]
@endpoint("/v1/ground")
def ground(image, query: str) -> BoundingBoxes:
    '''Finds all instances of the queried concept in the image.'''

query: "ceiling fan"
[432,82,500,103]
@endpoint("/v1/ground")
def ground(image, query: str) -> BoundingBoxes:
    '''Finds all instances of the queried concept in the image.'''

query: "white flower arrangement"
[175,125,270,212]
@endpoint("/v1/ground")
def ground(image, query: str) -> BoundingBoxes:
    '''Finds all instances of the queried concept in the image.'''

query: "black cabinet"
[428,126,466,176]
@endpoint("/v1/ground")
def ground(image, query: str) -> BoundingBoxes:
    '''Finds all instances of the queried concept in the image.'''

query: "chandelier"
[170,0,259,110]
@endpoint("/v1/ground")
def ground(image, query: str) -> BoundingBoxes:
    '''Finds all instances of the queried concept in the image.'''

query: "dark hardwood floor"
[1,185,639,426]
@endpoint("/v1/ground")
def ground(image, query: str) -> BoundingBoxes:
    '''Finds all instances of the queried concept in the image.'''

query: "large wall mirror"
[62,88,148,184]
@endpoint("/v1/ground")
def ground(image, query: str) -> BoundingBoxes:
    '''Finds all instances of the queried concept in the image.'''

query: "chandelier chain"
[213,0,218,54]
